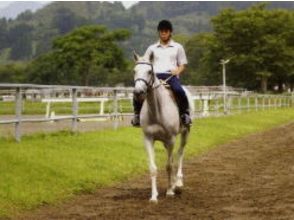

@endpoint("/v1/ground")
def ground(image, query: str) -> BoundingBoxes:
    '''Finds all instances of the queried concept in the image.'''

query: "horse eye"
[148,71,152,74]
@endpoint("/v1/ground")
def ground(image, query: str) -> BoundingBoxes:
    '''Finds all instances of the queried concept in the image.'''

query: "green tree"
[52,7,88,35]
[8,23,33,60]
[184,33,221,85]
[28,25,130,86]
[0,62,27,83]
[209,4,294,92]
[0,18,8,50]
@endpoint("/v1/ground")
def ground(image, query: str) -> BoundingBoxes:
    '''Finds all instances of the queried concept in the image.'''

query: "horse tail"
[182,86,195,115]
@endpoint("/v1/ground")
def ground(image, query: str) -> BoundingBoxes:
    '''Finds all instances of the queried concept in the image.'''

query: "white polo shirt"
[143,39,188,74]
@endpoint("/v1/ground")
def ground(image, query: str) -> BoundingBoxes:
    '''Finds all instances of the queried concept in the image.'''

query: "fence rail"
[0,83,293,142]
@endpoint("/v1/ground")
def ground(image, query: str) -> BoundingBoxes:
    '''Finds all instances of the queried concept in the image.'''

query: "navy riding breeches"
[133,73,189,115]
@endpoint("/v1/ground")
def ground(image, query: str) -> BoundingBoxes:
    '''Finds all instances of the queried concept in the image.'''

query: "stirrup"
[180,113,192,126]
[131,115,140,127]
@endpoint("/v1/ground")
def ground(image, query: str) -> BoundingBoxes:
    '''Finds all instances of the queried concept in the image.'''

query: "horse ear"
[133,50,139,61]
[149,52,154,63]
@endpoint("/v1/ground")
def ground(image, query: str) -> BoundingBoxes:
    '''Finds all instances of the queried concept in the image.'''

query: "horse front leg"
[175,129,189,188]
[164,138,175,196]
[144,135,158,202]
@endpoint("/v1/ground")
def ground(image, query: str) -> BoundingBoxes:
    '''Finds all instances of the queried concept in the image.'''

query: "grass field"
[0,108,293,217]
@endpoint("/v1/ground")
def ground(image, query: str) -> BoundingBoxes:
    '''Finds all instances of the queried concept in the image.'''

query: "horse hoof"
[166,190,175,197]
[174,187,183,195]
[149,198,158,203]
[175,178,184,188]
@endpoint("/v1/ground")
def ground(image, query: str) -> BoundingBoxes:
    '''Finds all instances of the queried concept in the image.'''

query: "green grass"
[0,108,293,217]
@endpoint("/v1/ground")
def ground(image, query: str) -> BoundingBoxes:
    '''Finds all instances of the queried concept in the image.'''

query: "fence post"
[15,87,22,142]
[113,89,119,129]
[255,96,258,111]
[268,96,271,108]
[238,96,241,113]
[71,88,78,132]
[247,96,250,112]
[215,97,219,115]
[262,96,265,110]
[228,96,232,113]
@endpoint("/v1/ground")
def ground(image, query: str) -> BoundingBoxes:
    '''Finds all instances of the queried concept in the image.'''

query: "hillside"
[0,1,47,19]
[0,1,293,62]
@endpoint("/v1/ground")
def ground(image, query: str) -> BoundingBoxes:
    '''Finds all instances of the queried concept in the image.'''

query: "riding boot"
[176,95,192,127]
[132,97,143,127]
[180,110,192,127]
[178,97,192,127]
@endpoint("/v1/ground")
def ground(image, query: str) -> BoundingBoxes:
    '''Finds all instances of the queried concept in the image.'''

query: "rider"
[132,19,192,127]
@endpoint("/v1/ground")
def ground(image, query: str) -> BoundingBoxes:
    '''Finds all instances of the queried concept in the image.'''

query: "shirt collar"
[156,39,175,48]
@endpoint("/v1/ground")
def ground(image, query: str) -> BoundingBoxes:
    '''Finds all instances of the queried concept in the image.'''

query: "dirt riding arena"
[16,123,294,220]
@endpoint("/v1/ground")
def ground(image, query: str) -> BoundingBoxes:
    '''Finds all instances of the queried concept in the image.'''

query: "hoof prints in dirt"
[18,123,294,220]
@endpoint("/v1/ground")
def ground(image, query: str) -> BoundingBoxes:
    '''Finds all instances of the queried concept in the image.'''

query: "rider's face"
[159,29,171,42]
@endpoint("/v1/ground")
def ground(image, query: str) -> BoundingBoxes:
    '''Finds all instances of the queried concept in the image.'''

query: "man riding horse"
[132,20,192,127]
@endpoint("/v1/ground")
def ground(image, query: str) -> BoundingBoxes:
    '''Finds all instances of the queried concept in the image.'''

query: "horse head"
[133,51,155,98]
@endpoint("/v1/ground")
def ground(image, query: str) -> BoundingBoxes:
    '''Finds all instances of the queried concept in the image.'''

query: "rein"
[134,62,174,89]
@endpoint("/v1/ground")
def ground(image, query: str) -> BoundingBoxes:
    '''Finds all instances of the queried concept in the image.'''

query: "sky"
[122,1,137,8]
[0,2,11,8]
[0,1,138,9]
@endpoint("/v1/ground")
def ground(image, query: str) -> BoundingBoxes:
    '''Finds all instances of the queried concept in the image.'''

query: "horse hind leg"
[144,136,158,202]
[175,129,189,188]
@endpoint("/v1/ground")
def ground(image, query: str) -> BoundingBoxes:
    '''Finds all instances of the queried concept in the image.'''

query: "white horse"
[133,51,192,202]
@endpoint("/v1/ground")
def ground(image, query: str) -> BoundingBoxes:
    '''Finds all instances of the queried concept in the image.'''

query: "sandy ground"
[11,122,294,220]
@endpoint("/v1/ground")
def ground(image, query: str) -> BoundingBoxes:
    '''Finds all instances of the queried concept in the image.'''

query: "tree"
[0,62,27,83]
[0,18,8,50]
[52,7,88,35]
[8,23,33,60]
[184,33,218,85]
[28,25,131,86]
[208,4,294,91]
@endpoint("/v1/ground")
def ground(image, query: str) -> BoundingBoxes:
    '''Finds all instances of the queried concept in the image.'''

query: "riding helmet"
[157,20,173,32]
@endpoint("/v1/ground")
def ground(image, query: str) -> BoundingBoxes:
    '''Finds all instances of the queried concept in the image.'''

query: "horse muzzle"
[133,88,146,100]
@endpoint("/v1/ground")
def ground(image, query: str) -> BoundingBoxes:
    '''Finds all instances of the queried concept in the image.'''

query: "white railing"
[0,83,293,142]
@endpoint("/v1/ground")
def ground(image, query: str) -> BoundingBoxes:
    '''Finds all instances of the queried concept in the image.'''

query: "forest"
[0,1,293,92]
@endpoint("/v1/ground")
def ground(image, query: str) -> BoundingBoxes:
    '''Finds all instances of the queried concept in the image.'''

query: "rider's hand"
[171,69,180,76]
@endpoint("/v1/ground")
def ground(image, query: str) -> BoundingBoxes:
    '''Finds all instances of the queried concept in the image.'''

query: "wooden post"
[238,96,241,113]
[268,96,271,108]
[15,87,22,142]
[113,89,119,129]
[247,96,250,112]
[255,96,258,111]
[262,96,265,110]
[228,96,232,113]
[71,88,78,132]
[45,101,51,118]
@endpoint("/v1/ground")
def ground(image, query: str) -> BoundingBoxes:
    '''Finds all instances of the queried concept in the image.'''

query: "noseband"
[134,62,155,88]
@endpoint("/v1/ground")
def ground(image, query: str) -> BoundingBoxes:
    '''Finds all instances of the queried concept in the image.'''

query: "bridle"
[134,61,175,89]
[134,61,155,89]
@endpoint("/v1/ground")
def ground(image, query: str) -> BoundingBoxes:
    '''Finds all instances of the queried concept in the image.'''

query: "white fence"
[0,83,293,142]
